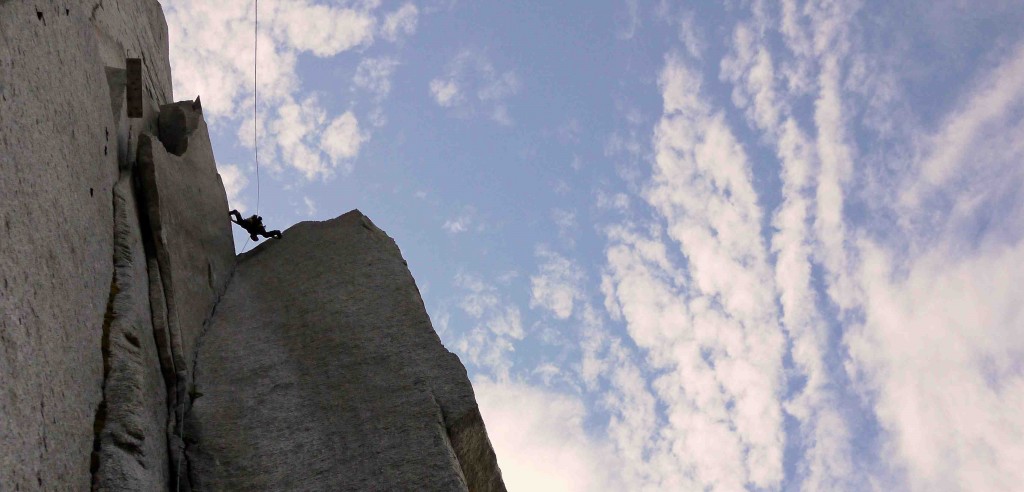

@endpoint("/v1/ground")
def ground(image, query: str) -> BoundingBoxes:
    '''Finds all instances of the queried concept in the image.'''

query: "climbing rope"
[240,0,260,254]
[254,0,261,216]
[175,4,261,488]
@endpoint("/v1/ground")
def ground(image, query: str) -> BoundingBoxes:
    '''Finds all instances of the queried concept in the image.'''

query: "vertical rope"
[254,0,260,216]
[241,0,260,255]
[178,5,261,488]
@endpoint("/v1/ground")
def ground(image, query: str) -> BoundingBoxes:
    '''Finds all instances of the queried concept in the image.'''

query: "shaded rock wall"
[186,212,505,491]
[1,1,505,491]
[1,1,171,489]
[136,100,236,487]
[92,173,171,489]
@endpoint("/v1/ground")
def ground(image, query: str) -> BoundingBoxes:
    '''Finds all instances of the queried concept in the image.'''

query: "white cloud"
[451,272,525,380]
[270,2,375,57]
[263,97,364,180]
[530,247,585,320]
[429,50,519,122]
[380,3,419,42]
[551,208,577,244]
[900,42,1024,237]
[904,41,1024,207]
[321,111,367,165]
[721,13,858,489]
[602,224,782,490]
[850,239,1024,492]
[474,379,621,492]
[676,10,704,59]
[218,163,249,213]
[595,189,630,213]
[268,97,325,178]
[715,5,1024,490]
[595,54,788,490]
[558,119,582,144]
[844,38,1024,492]
[353,57,400,101]
[166,0,380,182]
[429,78,461,107]
[442,214,470,233]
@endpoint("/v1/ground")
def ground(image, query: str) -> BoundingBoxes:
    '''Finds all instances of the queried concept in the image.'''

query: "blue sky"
[165,1,1024,490]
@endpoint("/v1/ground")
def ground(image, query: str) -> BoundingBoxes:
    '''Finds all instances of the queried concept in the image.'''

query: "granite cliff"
[0,1,505,490]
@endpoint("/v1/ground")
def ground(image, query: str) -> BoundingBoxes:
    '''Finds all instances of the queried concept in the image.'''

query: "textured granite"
[136,100,236,489]
[185,211,506,491]
[0,1,170,489]
[137,101,236,383]
[2,2,505,490]
[91,174,171,490]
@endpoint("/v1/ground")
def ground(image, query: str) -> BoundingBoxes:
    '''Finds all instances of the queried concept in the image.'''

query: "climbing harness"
[230,210,282,241]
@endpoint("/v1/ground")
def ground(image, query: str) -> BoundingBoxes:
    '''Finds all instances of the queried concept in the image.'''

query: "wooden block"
[126,58,143,118]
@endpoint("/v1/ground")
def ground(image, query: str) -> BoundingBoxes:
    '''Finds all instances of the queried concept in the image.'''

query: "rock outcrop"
[0,1,505,491]
[186,211,503,491]
[2,1,172,489]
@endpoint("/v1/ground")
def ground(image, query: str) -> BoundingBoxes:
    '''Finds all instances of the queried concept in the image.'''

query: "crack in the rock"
[89,203,121,490]
[132,152,188,491]
[179,258,240,491]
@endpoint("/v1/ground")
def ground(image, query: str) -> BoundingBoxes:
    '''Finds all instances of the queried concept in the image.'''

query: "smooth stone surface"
[185,211,506,492]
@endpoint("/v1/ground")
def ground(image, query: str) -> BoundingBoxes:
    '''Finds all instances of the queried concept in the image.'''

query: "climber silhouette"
[229,210,282,241]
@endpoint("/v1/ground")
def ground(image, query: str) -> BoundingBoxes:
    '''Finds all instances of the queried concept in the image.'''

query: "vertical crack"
[89,253,119,489]
[180,259,240,490]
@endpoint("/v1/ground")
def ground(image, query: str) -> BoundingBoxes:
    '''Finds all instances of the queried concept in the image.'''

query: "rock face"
[137,98,238,488]
[1,1,171,490]
[1,1,505,491]
[185,212,504,491]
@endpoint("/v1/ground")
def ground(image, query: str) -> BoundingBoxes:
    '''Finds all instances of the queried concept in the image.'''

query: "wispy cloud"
[474,378,621,491]
[530,247,585,320]
[380,3,419,43]
[320,111,367,172]
[353,57,400,101]
[302,196,316,217]
[845,39,1024,492]
[551,208,578,246]
[166,0,402,183]
[442,214,471,233]
[597,53,788,490]
[721,7,860,488]
[429,50,520,124]
[615,0,640,41]
[218,163,249,213]
[714,3,1024,490]
[451,272,525,380]
[429,79,461,107]
[900,41,1024,236]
